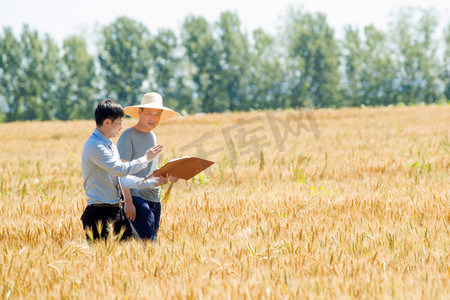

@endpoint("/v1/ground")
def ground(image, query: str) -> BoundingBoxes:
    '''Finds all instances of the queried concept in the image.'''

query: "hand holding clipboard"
[144,156,214,181]
[144,156,214,204]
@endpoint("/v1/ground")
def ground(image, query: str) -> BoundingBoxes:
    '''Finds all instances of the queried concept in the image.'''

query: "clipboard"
[144,156,214,181]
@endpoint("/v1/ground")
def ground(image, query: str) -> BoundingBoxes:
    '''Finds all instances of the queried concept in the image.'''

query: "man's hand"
[144,144,164,162]
[122,188,136,221]
[168,176,179,183]
[123,201,136,221]
[154,176,168,187]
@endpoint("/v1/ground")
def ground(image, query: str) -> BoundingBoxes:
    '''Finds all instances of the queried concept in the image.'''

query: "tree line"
[0,6,449,122]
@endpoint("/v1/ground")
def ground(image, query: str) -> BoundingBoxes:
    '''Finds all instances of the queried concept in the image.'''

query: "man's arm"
[87,143,163,177]
[119,175,168,190]
[122,187,136,221]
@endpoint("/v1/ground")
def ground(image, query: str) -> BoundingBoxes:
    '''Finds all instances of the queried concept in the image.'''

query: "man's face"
[139,108,162,131]
[108,117,123,138]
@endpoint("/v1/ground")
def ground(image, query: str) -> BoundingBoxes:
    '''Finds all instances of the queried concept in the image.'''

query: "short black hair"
[94,99,124,127]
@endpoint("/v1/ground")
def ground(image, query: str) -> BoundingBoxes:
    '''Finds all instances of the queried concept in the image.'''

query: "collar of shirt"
[92,128,112,149]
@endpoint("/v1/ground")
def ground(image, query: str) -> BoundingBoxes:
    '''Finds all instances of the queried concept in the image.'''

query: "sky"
[0,0,449,45]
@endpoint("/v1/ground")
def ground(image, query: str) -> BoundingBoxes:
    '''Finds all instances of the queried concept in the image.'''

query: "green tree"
[248,28,286,109]
[181,15,224,113]
[0,27,23,122]
[284,6,340,108]
[363,26,398,106]
[19,25,44,120]
[1,28,61,121]
[98,17,151,106]
[57,35,97,120]
[149,29,194,112]
[341,26,364,106]
[342,25,398,106]
[40,34,60,120]
[215,11,251,111]
[389,7,441,104]
[441,23,450,101]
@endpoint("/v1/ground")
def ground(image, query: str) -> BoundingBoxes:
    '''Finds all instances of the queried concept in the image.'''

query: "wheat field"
[0,105,449,299]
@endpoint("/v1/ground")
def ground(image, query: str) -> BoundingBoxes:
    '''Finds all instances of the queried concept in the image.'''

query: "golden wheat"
[0,105,449,299]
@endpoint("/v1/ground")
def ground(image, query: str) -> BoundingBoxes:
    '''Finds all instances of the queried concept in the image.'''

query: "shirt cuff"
[137,156,148,164]
[120,175,156,190]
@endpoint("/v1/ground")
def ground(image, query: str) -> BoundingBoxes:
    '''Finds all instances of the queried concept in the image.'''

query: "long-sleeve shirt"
[81,128,151,205]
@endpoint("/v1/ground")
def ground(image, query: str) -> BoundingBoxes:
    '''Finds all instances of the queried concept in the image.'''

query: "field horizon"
[0,105,449,299]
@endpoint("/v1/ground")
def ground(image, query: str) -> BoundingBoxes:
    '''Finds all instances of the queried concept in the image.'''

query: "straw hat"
[124,92,179,121]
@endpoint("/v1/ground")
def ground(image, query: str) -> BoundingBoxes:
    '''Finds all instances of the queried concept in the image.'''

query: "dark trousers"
[129,196,161,242]
[80,205,138,241]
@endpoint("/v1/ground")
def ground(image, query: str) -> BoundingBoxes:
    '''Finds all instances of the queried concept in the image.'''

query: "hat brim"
[124,104,179,121]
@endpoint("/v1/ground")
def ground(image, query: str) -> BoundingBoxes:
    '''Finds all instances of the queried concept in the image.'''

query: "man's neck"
[96,126,110,139]
[134,123,152,133]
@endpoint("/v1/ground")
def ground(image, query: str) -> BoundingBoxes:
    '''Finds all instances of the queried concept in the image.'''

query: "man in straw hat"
[118,92,179,242]
[81,99,168,241]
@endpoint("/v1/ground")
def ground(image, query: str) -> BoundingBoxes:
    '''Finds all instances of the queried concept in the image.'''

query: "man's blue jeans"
[127,196,161,242]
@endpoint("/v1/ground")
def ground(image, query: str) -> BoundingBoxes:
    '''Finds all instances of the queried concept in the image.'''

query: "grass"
[0,105,449,298]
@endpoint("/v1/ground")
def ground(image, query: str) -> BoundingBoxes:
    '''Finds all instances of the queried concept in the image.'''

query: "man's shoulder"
[84,133,100,148]
[118,127,135,142]
[120,126,134,136]
[84,135,107,151]
[82,135,106,160]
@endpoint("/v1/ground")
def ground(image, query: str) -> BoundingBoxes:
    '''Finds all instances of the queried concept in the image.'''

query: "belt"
[88,202,121,208]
